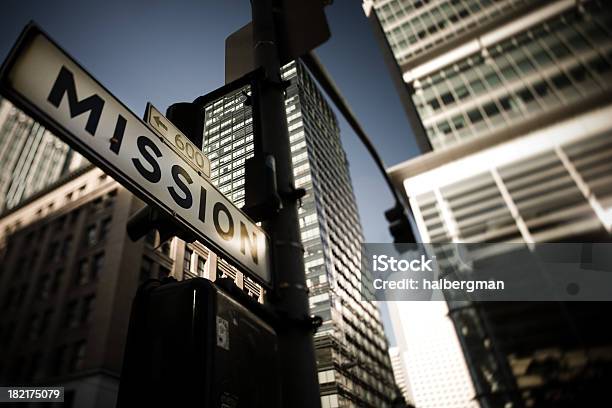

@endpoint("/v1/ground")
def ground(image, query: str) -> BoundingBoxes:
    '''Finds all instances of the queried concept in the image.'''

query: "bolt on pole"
[250,0,322,407]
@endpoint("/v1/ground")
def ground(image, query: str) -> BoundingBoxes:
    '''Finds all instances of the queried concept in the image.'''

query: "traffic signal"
[242,155,282,222]
[125,102,204,244]
[225,0,330,83]
[385,204,417,244]
[165,102,204,148]
[126,204,196,244]
[117,278,280,407]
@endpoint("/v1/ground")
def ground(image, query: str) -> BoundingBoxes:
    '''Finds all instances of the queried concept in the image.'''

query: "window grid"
[375,0,532,65]
[200,61,396,406]
[411,5,612,149]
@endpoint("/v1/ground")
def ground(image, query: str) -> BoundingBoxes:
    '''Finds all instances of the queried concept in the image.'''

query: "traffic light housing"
[117,278,280,407]
[165,102,204,148]
[242,155,282,222]
[125,102,204,244]
[385,204,417,244]
[126,204,196,244]
[225,0,330,83]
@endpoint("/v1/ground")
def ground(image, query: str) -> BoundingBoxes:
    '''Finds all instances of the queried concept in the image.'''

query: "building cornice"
[0,163,96,218]
[388,93,612,189]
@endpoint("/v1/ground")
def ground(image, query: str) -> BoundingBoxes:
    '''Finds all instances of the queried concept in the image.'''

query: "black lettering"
[47,66,104,135]
[168,165,193,209]
[240,222,258,264]
[109,115,126,154]
[213,202,234,241]
[132,136,162,183]
[198,187,207,222]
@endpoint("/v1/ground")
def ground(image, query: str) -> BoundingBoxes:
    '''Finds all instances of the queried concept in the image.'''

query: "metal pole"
[250,0,322,407]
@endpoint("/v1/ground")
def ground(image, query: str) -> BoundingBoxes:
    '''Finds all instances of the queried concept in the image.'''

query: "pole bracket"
[241,90,252,106]
[274,239,305,253]
[280,187,306,202]
[275,312,323,334]
[310,315,323,334]
[277,281,308,292]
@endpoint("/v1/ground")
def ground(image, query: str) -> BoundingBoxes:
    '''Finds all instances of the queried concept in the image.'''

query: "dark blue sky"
[0,0,420,244]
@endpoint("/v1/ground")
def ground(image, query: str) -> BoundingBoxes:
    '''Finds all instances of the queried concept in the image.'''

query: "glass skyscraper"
[365,0,612,150]
[0,97,88,212]
[366,0,612,406]
[201,61,397,408]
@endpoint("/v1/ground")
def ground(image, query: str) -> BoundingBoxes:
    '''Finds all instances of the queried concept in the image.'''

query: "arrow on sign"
[153,115,168,131]
[145,103,211,177]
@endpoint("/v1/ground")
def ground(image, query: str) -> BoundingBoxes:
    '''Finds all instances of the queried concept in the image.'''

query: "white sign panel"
[145,103,210,178]
[0,25,271,285]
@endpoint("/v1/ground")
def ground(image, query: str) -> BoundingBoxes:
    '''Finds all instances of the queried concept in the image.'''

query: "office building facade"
[389,98,612,408]
[366,0,612,406]
[387,301,477,408]
[0,164,259,407]
[0,168,142,407]
[200,60,397,407]
[365,0,612,150]
[388,347,411,404]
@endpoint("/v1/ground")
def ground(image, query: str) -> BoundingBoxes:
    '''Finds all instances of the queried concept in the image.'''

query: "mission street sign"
[0,24,271,286]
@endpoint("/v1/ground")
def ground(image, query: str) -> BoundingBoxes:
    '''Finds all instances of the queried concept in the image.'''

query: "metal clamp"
[310,315,323,334]
[274,240,305,253]
[275,312,323,334]
[280,187,306,203]
[277,281,308,292]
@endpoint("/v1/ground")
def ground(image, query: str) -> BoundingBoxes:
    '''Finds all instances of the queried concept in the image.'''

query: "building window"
[75,260,88,286]
[183,248,194,278]
[320,393,339,408]
[64,301,78,328]
[90,197,103,213]
[51,269,64,293]
[69,209,80,225]
[197,257,206,277]
[60,236,72,258]
[98,218,111,242]
[26,352,42,380]
[184,249,192,272]
[3,289,15,309]
[69,341,86,372]
[37,274,51,299]
[53,345,67,375]
[105,189,117,207]
[2,321,15,346]
[81,296,95,325]
[39,309,52,337]
[10,356,26,382]
[90,253,104,281]
[55,216,66,231]
[85,224,97,247]
[47,241,59,261]
[28,314,41,341]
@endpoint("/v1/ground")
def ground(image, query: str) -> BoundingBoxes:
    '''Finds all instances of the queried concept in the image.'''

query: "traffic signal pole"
[250,0,322,407]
